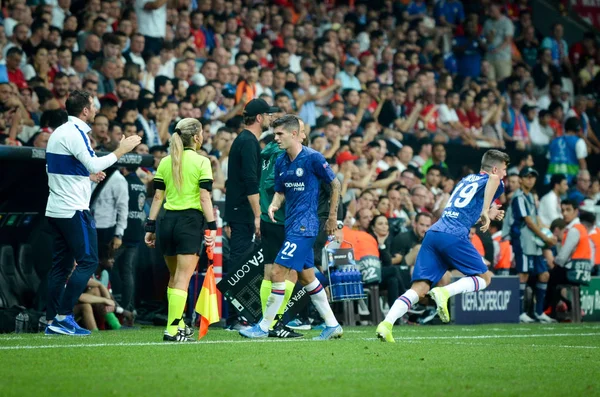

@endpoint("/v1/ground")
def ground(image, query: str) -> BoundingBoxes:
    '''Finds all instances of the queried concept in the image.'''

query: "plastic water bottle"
[342,269,351,299]
[357,269,365,297]
[352,268,361,297]
[15,312,29,334]
[331,271,340,301]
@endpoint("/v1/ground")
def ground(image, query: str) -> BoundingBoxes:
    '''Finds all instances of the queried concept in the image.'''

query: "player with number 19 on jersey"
[377,150,510,342]
[240,115,343,340]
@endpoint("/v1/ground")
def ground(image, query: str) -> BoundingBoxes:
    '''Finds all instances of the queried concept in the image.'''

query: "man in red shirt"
[6,48,27,90]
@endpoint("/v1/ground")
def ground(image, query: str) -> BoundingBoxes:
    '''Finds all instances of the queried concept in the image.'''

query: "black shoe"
[163,329,194,342]
[268,322,303,338]
[179,324,194,338]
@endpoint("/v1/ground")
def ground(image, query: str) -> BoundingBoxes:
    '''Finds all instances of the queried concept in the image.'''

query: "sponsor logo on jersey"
[284,182,305,191]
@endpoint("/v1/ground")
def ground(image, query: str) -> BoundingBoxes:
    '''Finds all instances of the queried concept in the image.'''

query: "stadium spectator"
[568,170,592,204]
[539,174,569,227]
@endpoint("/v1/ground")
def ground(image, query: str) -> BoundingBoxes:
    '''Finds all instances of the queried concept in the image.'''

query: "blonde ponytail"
[170,132,184,193]
[170,118,203,193]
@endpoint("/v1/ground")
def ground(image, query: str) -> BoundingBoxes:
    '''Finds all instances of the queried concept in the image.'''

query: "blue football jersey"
[429,172,505,238]
[274,147,336,237]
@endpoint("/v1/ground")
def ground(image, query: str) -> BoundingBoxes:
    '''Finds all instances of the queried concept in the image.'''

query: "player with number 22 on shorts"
[376,149,510,342]
[240,115,343,340]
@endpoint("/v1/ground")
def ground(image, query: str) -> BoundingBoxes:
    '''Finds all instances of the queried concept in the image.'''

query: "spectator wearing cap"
[546,117,588,184]
[338,58,361,91]
[483,2,515,82]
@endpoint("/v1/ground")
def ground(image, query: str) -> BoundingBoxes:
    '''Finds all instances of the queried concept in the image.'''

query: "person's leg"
[299,268,338,328]
[58,211,100,319]
[74,303,98,331]
[533,257,552,320]
[46,217,75,322]
[256,263,294,332]
[117,246,138,311]
[227,222,255,325]
[166,254,197,336]
[380,266,402,307]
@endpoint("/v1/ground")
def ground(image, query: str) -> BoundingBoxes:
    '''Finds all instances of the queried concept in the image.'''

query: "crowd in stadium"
[1,0,600,331]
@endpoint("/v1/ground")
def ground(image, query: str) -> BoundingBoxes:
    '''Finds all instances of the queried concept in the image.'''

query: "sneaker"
[428,287,450,323]
[535,312,558,323]
[311,322,326,331]
[44,326,59,336]
[313,324,343,340]
[268,322,303,338]
[376,321,395,343]
[163,329,194,342]
[179,324,194,338]
[407,303,427,315]
[224,320,251,332]
[48,315,91,336]
[519,313,536,323]
[239,324,269,339]
[286,318,311,331]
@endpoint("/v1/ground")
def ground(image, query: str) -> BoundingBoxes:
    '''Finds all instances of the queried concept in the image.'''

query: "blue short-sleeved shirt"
[275,146,336,237]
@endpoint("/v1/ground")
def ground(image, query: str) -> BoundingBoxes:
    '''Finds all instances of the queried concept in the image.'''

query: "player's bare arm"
[268,192,285,223]
[479,174,500,232]
[325,178,341,235]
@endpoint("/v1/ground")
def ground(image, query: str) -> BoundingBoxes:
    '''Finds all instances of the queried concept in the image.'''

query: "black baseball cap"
[243,98,279,117]
[519,167,539,178]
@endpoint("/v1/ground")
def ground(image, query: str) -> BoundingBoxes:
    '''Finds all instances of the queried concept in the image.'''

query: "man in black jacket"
[224,98,278,328]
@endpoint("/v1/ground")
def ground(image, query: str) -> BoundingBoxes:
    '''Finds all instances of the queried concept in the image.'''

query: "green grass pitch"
[1,324,599,396]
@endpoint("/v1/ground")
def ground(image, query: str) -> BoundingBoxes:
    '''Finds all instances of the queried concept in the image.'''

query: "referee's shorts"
[157,209,205,256]
[260,219,285,264]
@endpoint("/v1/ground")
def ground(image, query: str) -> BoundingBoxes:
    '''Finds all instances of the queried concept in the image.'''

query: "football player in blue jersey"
[377,150,510,342]
[240,114,343,340]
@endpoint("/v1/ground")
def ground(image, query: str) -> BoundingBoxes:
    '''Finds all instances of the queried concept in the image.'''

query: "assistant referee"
[144,118,217,342]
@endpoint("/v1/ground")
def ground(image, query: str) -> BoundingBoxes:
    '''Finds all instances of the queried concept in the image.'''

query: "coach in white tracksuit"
[44,90,140,336]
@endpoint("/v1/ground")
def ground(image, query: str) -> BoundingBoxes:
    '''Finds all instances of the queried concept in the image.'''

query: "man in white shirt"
[438,91,467,142]
[45,90,140,336]
[539,174,569,227]
[135,0,167,56]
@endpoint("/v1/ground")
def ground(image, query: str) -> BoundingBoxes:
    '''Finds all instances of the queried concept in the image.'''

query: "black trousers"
[226,222,256,324]
[46,211,99,320]
[545,265,570,316]
[143,36,164,56]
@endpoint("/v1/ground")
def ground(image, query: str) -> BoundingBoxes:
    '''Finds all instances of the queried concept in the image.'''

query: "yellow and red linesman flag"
[195,244,220,339]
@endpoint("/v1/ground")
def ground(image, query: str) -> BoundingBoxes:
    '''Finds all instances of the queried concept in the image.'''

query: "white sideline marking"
[0,332,599,351]
[402,339,600,350]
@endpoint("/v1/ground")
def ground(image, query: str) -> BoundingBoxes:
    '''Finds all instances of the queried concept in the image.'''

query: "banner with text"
[581,277,600,322]
[452,276,520,325]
